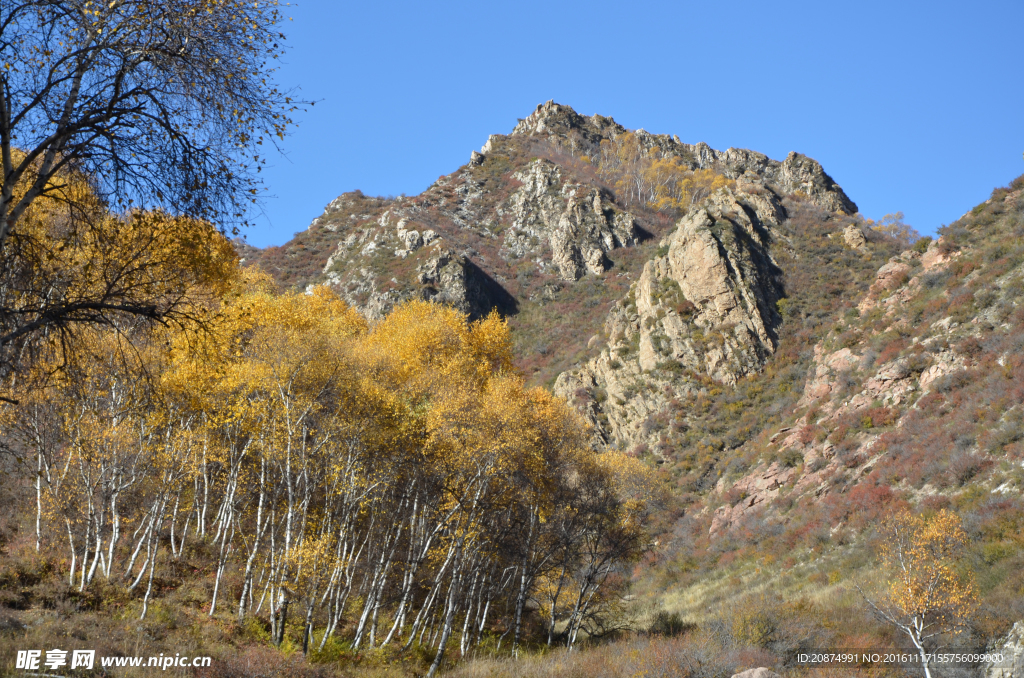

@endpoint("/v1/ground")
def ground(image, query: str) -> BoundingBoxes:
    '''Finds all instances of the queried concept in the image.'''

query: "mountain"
[244,102,1024,644]
[242,101,884,454]
[243,101,858,386]
[0,98,1019,677]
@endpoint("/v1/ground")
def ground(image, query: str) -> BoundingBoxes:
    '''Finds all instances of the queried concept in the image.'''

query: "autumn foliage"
[589,132,734,212]
[875,509,977,631]
[7,269,651,674]
[0,155,238,399]
[860,509,978,678]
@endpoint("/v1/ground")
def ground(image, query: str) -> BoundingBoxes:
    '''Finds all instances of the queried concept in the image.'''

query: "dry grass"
[448,635,764,678]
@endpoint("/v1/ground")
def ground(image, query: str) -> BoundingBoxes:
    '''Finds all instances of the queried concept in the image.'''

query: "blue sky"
[246,0,1024,247]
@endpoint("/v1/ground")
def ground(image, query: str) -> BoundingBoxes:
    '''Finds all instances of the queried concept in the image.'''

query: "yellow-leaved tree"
[0,157,238,401]
[13,285,651,677]
[592,132,733,212]
[860,508,978,678]
[865,212,922,248]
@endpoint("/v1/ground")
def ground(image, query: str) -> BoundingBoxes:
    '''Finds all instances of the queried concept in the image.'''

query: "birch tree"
[859,509,978,678]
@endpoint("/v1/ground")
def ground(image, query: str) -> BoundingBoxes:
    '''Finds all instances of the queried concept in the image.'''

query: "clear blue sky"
[245,0,1024,247]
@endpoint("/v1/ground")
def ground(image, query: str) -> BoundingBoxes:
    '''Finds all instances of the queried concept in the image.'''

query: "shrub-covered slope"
[640,175,1024,646]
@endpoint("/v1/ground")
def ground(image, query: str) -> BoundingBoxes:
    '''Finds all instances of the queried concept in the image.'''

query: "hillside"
[239,101,1024,667]
[638,174,1024,639]
[2,99,1022,678]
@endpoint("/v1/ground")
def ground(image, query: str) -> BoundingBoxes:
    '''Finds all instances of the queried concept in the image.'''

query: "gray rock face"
[399,225,423,253]
[554,182,784,452]
[505,159,637,281]
[665,189,782,359]
[417,249,516,320]
[986,621,1024,678]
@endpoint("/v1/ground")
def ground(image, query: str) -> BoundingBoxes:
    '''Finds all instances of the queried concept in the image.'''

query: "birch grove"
[12,270,652,674]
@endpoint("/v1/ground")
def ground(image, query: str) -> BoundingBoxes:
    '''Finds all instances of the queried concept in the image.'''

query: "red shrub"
[878,338,908,364]
[864,407,899,428]
[916,392,945,412]
[828,483,898,529]
[947,452,992,486]
[797,426,818,445]
[830,423,851,443]
[958,336,985,357]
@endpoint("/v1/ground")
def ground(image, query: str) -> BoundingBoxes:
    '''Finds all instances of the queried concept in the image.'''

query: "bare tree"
[0,0,302,396]
[0,0,300,243]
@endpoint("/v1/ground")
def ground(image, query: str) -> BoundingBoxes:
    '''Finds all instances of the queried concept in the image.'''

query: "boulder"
[843,223,868,249]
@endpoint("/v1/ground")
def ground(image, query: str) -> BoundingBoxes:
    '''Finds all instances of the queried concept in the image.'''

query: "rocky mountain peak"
[509,99,628,147]
[502,101,858,217]
[244,102,866,392]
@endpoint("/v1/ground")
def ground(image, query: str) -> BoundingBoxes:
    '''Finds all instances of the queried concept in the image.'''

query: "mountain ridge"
[239,101,862,391]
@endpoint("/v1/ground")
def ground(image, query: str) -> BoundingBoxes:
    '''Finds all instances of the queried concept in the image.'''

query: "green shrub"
[780,449,804,468]
[648,610,695,637]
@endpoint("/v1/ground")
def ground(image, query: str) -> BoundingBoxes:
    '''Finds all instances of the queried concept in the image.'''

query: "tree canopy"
[0,0,301,397]
[0,158,237,399]
[0,0,299,244]
[10,270,653,676]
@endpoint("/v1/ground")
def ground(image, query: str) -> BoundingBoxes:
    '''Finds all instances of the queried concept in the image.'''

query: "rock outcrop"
[555,181,784,451]
[246,101,857,351]
[986,621,1024,678]
[504,159,637,280]
[416,248,516,319]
